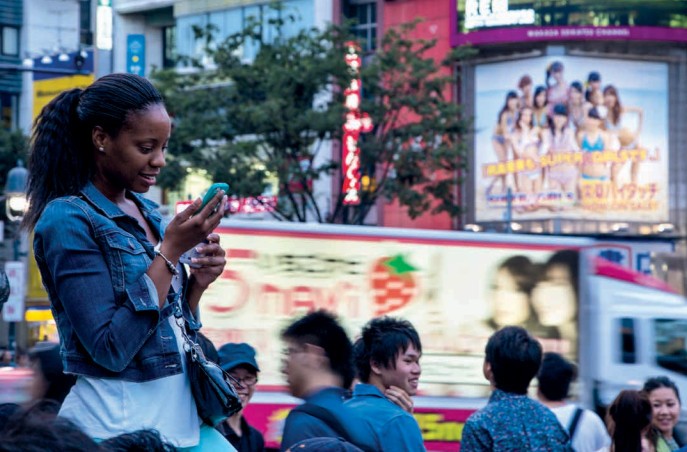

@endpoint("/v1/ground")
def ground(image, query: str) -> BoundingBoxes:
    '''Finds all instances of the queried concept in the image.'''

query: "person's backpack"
[567,407,584,444]
[291,403,375,452]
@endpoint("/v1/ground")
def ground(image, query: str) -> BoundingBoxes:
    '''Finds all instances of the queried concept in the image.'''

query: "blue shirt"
[33,182,200,382]
[345,383,425,451]
[280,387,379,451]
[461,389,571,452]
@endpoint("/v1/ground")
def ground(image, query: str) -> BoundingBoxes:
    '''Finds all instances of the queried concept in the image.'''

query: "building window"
[345,0,377,52]
[80,0,93,46]
[1,27,18,56]
[655,319,687,376]
[163,25,177,69]
[618,317,637,364]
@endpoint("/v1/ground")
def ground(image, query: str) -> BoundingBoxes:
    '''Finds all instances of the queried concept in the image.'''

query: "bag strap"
[293,403,354,444]
[567,406,584,440]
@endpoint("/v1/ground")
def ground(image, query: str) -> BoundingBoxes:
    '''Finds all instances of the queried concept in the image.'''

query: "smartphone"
[192,183,229,217]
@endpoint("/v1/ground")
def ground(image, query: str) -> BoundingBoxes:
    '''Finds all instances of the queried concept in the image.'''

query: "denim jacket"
[33,182,201,382]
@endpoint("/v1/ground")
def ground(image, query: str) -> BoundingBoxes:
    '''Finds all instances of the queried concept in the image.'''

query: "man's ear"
[483,360,494,385]
[370,359,384,376]
[303,343,328,368]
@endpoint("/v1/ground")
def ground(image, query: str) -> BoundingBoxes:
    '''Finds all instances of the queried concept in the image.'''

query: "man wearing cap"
[216,342,265,452]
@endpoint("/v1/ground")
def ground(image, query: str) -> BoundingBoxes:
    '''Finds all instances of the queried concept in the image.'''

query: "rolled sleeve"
[36,201,160,372]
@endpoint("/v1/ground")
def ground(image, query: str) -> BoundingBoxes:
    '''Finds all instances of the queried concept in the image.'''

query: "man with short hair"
[537,352,610,452]
[345,317,425,451]
[461,326,571,451]
[279,310,378,452]
[215,342,265,452]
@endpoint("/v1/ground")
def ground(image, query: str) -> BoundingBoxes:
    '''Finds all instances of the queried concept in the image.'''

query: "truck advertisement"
[198,222,681,450]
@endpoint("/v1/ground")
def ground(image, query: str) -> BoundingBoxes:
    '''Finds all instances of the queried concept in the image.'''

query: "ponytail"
[23,89,92,230]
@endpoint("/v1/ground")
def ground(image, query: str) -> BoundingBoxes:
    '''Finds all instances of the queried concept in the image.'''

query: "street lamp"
[5,160,28,223]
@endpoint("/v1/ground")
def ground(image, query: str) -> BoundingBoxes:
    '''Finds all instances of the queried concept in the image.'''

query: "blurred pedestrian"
[346,316,425,451]
[215,343,265,451]
[537,353,609,451]
[24,73,232,450]
[642,377,683,451]
[601,389,653,452]
[280,310,378,451]
[461,326,570,451]
[27,341,76,406]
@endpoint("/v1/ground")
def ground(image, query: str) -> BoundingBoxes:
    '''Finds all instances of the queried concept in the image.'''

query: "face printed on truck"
[531,264,577,326]
[491,268,531,326]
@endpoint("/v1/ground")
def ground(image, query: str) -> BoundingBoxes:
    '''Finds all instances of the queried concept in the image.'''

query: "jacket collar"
[79,181,159,220]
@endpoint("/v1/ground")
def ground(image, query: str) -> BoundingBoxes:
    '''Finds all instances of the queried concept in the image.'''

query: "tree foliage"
[0,128,29,190]
[152,3,474,223]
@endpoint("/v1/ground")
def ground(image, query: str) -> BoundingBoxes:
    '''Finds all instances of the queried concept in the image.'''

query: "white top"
[59,294,201,447]
[552,404,611,452]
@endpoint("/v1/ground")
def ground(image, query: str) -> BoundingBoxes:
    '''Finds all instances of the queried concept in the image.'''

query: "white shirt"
[59,296,201,447]
[552,404,611,452]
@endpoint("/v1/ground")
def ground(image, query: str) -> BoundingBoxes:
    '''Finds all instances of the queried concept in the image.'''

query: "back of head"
[486,326,542,394]
[195,332,219,365]
[287,437,363,452]
[28,341,76,404]
[537,352,576,402]
[354,316,421,383]
[25,73,165,230]
[608,390,652,452]
[282,310,353,389]
[0,401,100,452]
[100,429,174,452]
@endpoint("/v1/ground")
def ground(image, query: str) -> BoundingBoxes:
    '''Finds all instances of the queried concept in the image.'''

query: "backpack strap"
[567,407,584,441]
[292,403,354,444]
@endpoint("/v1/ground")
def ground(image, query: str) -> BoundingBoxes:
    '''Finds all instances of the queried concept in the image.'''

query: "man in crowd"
[461,326,571,451]
[345,316,425,451]
[537,352,610,452]
[280,310,378,451]
[215,342,265,451]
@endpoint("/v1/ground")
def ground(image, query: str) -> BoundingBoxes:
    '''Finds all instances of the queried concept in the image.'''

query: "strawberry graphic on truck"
[369,254,419,316]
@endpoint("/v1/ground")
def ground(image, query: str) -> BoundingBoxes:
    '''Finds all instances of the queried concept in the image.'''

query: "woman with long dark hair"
[23,73,233,450]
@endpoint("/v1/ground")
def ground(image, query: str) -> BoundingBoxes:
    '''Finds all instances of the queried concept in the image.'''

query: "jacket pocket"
[103,230,151,292]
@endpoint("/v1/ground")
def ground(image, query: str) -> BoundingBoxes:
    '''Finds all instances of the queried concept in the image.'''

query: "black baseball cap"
[218,342,260,372]
[587,71,601,82]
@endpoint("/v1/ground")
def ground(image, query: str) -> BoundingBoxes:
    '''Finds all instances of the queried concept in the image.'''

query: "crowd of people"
[489,61,645,211]
[0,72,681,451]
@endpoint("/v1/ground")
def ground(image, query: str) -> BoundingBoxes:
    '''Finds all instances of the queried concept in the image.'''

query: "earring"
[98,146,104,152]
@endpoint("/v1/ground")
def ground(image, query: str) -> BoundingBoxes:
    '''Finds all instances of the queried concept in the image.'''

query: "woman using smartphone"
[24,73,233,451]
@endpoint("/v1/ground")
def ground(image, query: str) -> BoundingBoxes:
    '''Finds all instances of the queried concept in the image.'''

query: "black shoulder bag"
[173,303,242,426]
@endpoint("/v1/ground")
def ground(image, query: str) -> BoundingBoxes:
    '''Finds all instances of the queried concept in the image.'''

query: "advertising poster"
[473,56,669,222]
[200,226,579,396]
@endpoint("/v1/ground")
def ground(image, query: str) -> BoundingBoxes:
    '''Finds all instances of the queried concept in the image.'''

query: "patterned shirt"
[461,389,572,452]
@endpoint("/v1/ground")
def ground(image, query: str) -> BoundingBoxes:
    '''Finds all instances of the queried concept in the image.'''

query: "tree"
[0,128,29,189]
[152,4,474,223]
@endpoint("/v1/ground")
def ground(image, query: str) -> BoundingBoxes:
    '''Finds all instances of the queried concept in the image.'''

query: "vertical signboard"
[3,261,26,322]
[127,34,146,76]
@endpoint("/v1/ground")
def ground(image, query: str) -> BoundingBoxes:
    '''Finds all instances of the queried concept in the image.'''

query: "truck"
[198,220,686,451]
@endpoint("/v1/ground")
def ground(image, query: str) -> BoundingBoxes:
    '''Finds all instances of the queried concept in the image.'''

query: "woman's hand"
[161,192,227,259]
[188,233,226,290]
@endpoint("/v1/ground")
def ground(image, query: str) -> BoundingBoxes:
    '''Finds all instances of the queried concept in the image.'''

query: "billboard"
[451,0,687,45]
[199,226,580,399]
[473,56,669,223]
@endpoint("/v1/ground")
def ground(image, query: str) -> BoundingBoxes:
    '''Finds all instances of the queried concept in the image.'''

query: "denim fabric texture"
[34,182,200,382]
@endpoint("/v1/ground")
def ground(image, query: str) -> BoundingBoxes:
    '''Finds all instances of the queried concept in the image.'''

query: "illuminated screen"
[473,56,669,223]
[453,0,687,44]
[457,0,687,32]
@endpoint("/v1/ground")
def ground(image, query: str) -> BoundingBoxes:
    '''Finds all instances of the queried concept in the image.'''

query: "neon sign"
[341,42,373,206]
[464,0,535,30]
